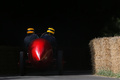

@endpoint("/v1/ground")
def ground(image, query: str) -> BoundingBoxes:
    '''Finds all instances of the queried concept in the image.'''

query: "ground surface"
[0,70,120,80]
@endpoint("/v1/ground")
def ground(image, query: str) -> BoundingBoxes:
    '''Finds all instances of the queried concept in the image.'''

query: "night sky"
[0,0,120,70]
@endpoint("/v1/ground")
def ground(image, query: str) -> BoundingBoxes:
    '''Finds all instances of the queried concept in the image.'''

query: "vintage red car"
[19,38,63,76]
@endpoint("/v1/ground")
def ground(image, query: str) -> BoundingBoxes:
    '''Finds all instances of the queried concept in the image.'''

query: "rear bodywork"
[27,38,53,69]
[19,38,64,75]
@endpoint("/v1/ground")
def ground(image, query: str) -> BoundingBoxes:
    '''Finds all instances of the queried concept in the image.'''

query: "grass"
[96,69,120,78]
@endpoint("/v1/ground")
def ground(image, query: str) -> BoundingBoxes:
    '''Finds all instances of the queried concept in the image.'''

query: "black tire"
[20,51,25,76]
[57,50,63,75]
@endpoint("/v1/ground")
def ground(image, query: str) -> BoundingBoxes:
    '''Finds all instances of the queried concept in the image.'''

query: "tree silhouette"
[101,17,120,37]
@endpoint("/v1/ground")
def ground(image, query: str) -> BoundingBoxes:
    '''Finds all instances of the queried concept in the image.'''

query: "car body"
[19,38,63,75]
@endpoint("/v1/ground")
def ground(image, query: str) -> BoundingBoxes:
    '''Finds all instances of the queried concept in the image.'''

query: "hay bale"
[89,36,120,74]
[109,36,120,73]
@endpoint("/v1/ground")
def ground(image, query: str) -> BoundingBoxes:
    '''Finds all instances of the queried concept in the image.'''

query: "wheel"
[57,50,63,75]
[20,51,25,76]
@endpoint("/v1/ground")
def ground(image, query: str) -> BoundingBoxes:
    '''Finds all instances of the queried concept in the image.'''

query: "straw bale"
[109,36,120,73]
[89,36,120,74]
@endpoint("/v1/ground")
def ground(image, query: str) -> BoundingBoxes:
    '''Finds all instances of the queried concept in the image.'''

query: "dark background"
[0,0,120,71]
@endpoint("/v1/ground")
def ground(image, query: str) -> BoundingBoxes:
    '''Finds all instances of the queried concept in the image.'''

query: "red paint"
[28,38,53,68]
